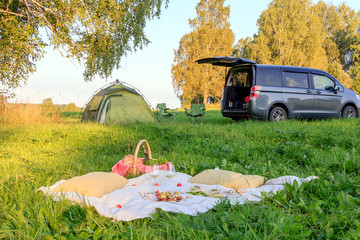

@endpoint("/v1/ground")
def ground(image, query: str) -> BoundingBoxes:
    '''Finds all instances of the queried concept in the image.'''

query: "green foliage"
[327,61,353,88]
[1,111,360,238]
[40,98,59,117]
[62,103,79,112]
[236,0,328,70]
[317,1,360,72]
[0,0,168,88]
[0,4,45,90]
[172,0,234,105]
[233,0,360,92]
[316,1,360,90]
[350,45,360,94]
[233,36,253,60]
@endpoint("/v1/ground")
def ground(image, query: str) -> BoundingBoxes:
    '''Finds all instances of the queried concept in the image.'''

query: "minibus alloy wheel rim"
[269,107,287,122]
[272,110,285,121]
[342,106,357,118]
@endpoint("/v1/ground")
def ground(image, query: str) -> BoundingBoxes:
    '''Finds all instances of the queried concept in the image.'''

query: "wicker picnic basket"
[124,139,152,177]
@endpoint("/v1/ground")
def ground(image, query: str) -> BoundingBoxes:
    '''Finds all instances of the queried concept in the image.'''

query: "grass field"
[0,110,359,239]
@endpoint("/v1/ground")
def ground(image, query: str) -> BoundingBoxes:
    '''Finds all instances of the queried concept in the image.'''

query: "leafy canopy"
[62,103,79,112]
[0,0,168,90]
[171,0,234,105]
[40,97,58,116]
[235,0,328,69]
[233,0,360,91]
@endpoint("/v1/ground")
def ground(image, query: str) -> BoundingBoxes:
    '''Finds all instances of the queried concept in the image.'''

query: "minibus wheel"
[269,106,288,122]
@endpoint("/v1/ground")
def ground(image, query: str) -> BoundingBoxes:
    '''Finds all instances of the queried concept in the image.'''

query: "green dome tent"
[81,80,155,123]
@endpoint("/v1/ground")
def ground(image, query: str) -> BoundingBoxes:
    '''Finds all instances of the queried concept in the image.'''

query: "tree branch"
[28,0,59,16]
[0,10,27,18]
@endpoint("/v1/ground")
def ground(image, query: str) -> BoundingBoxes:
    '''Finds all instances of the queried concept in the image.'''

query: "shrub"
[62,103,80,112]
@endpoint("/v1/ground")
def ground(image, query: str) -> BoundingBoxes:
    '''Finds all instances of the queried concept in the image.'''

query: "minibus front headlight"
[357,94,360,100]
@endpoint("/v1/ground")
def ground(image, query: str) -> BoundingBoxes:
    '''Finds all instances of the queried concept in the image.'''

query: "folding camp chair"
[156,103,178,122]
[184,104,206,124]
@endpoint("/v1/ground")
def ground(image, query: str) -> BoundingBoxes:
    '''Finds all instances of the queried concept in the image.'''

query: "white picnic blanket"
[37,171,318,221]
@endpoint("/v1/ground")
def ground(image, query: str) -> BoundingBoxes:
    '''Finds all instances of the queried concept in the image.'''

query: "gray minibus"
[197,57,360,121]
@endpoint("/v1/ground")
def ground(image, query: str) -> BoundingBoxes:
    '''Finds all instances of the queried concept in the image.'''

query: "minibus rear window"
[227,70,252,87]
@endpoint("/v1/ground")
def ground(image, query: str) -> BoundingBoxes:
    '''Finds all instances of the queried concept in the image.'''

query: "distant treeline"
[6,101,81,112]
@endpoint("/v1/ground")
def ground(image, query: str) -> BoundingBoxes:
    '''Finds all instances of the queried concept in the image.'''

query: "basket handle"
[132,139,152,175]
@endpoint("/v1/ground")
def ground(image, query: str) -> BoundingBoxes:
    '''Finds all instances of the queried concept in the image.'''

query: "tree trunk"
[203,91,208,105]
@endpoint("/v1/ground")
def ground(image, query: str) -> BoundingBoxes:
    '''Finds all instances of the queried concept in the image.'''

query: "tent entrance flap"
[99,98,110,123]
[99,93,154,123]
[88,96,103,111]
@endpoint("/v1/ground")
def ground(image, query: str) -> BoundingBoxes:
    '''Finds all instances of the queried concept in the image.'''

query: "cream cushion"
[188,169,264,189]
[53,172,128,197]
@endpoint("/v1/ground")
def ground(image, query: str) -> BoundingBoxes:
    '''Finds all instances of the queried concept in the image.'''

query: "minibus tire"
[341,105,357,118]
[269,106,288,122]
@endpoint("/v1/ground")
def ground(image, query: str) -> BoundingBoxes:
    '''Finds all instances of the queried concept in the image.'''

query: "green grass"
[60,111,83,119]
[1,110,360,239]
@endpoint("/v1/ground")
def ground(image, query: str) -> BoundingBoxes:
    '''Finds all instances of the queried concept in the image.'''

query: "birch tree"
[0,0,168,91]
[242,0,328,70]
[172,0,234,104]
[233,0,360,92]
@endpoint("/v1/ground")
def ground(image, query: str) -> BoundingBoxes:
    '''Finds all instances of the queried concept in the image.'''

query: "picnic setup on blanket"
[37,140,319,222]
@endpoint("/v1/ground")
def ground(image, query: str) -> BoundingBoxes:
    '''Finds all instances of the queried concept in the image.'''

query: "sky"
[13,0,360,109]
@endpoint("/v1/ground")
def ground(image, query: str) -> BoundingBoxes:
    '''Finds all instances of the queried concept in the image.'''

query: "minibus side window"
[256,68,281,87]
[283,72,309,89]
[312,74,334,90]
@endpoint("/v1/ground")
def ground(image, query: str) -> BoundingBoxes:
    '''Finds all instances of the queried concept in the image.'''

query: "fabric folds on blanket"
[37,171,318,222]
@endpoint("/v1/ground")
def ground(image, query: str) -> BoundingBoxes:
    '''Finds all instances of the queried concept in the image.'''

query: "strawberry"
[116,204,122,209]
[177,183,182,187]
[236,189,245,194]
